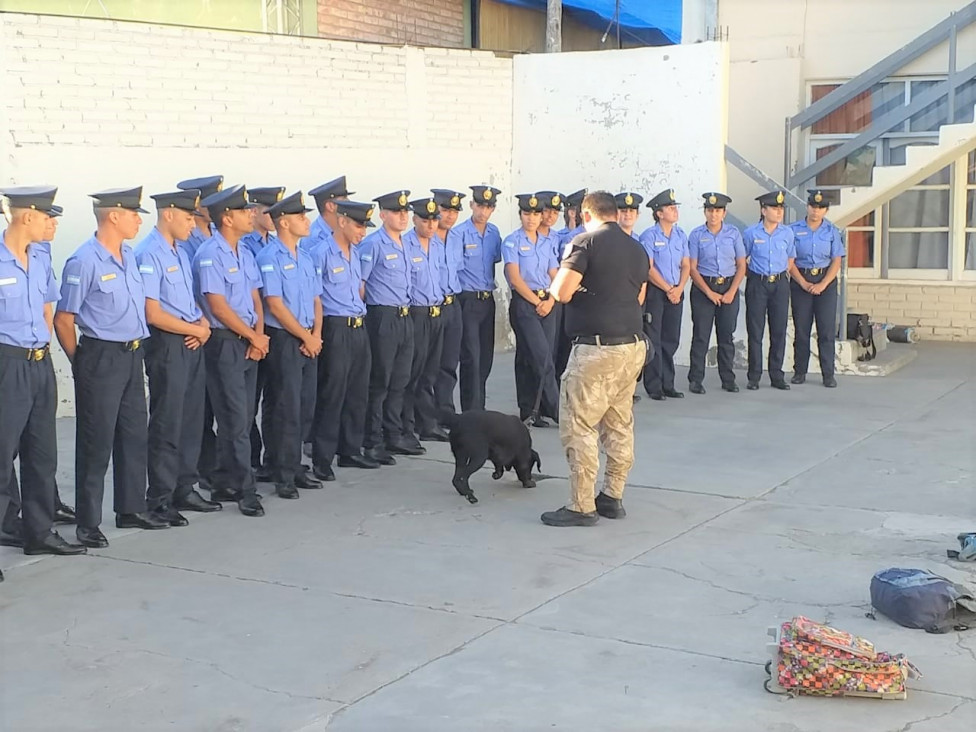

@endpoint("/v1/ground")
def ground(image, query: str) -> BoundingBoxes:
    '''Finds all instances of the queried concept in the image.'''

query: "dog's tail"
[438,409,460,432]
[531,449,542,472]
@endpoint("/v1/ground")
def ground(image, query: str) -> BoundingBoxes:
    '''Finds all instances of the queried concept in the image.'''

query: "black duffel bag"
[847,313,876,362]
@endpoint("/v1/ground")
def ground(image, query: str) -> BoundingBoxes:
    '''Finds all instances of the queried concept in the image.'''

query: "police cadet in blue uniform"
[303,176,353,252]
[54,187,169,548]
[402,198,447,444]
[687,192,746,394]
[455,185,502,411]
[309,201,378,479]
[176,175,223,258]
[504,193,560,426]
[639,188,690,401]
[177,174,224,490]
[743,190,796,390]
[0,187,86,570]
[537,190,564,256]
[615,191,643,239]
[788,189,845,388]
[361,190,423,462]
[193,185,270,516]
[431,188,466,422]
[258,191,324,500]
[554,188,587,383]
[240,186,285,482]
[136,190,221,527]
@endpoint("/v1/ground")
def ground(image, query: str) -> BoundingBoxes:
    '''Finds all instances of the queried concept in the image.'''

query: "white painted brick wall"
[849,282,976,341]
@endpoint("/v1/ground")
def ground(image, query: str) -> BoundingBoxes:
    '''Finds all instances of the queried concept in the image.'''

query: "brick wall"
[848,282,976,341]
[316,0,465,48]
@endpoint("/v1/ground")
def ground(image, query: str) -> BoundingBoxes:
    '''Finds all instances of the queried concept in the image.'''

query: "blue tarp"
[491,0,682,45]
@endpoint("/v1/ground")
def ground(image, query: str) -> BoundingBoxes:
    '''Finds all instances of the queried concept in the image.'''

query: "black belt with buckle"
[573,334,641,347]
[464,290,493,300]
[0,343,50,361]
[705,275,729,285]
[443,294,457,305]
[800,267,826,277]
[211,328,245,341]
[332,315,364,328]
[81,336,143,351]
[409,305,441,318]
[533,289,550,300]
[750,271,786,283]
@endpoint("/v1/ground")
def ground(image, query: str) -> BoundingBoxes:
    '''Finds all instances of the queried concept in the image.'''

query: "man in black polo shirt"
[540,191,649,527]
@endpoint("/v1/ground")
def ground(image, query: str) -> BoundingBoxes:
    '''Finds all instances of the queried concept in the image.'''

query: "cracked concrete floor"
[1,343,974,732]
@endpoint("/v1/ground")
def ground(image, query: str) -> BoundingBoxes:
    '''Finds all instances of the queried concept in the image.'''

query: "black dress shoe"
[174,489,222,512]
[364,446,396,466]
[771,381,791,391]
[76,526,109,548]
[386,440,425,456]
[295,471,323,490]
[238,494,265,516]
[662,388,684,398]
[116,512,170,530]
[337,453,380,469]
[54,502,77,525]
[151,508,189,527]
[275,483,300,500]
[24,530,88,555]
[689,383,706,395]
[746,381,759,390]
[540,506,599,527]
[312,464,336,481]
[648,391,666,401]
[823,376,837,388]
[790,373,806,385]
[595,492,626,519]
[531,417,552,428]
[419,427,450,442]
[209,487,243,503]
[0,532,24,549]
[722,383,740,393]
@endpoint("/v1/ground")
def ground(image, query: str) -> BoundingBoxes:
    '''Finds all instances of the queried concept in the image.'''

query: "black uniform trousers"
[509,295,559,421]
[791,273,838,379]
[204,331,258,499]
[144,328,205,513]
[642,287,684,395]
[72,337,149,528]
[688,280,740,387]
[249,360,271,469]
[364,306,414,448]
[312,317,370,467]
[434,297,462,416]
[198,396,217,487]
[745,272,790,384]
[458,291,495,411]
[265,327,317,487]
[405,307,444,437]
[0,349,57,543]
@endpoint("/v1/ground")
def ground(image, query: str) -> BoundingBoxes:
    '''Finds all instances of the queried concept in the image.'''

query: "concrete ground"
[1,343,975,732]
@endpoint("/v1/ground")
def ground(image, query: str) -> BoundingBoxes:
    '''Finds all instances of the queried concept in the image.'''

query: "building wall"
[848,282,976,341]
[0,12,514,414]
[316,0,466,47]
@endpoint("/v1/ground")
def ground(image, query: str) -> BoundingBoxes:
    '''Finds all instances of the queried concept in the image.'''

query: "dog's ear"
[531,449,541,471]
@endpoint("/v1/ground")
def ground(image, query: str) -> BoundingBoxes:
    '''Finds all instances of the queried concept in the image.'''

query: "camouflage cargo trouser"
[559,340,646,514]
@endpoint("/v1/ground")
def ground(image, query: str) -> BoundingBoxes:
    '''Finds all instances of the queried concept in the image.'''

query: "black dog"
[441,410,542,504]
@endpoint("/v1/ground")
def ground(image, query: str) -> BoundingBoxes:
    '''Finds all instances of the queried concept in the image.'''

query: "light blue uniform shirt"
[360,228,411,307]
[557,225,585,247]
[0,234,59,348]
[403,230,444,307]
[639,223,689,286]
[742,222,796,276]
[193,232,262,330]
[256,239,321,330]
[502,229,558,292]
[310,238,366,318]
[180,224,213,259]
[59,236,149,342]
[434,228,463,296]
[454,218,502,292]
[240,230,276,259]
[789,218,845,268]
[688,223,745,278]
[135,227,203,324]
[301,216,335,253]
